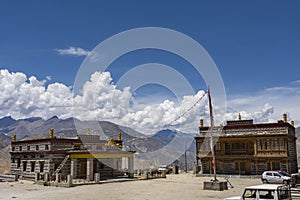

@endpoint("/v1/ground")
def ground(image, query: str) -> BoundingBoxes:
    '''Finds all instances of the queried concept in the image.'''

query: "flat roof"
[12,138,80,145]
[200,122,294,131]
[245,184,285,190]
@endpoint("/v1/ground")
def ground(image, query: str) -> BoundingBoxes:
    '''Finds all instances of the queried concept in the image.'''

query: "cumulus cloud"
[0,69,73,119]
[1,69,298,135]
[0,69,209,134]
[225,103,274,123]
[72,71,208,134]
[119,90,208,133]
[72,71,133,121]
[227,82,300,126]
[55,47,90,56]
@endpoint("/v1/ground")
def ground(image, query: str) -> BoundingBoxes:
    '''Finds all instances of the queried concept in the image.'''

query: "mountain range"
[0,116,196,173]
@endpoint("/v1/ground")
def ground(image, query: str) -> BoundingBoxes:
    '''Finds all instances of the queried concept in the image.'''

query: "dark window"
[19,146,22,151]
[36,145,39,150]
[40,161,44,173]
[12,146,15,151]
[23,161,27,172]
[17,159,21,168]
[45,145,49,150]
[274,173,281,177]
[31,161,35,172]
[12,158,15,163]
[27,146,30,151]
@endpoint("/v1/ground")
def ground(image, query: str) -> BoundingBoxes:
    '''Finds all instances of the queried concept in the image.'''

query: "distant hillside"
[0,116,196,173]
[295,127,300,169]
[296,127,300,137]
[0,116,145,140]
[126,129,195,169]
[0,133,11,173]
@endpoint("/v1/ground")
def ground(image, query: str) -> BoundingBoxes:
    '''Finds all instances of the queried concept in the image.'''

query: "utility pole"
[185,143,188,172]
[208,86,217,182]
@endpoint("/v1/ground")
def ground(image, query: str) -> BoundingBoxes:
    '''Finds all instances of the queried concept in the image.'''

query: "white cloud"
[225,103,275,123]
[227,84,300,126]
[0,69,209,134]
[1,69,299,135]
[0,69,73,119]
[292,80,300,84]
[55,47,90,56]
[72,71,133,120]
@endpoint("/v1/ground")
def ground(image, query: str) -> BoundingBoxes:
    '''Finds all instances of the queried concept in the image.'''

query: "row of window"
[22,161,44,172]
[12,155,44,161]
[12,144,49,151]
[197,138,288,154]
[12,159,45,172]
[257,138,286,151]
[202,161,287,175]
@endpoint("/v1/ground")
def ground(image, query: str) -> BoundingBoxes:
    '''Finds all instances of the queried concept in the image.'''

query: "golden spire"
[238,113,241,121]
[49,128,54,139]
[200,119,204,128]
[12,134,16,142]
[118,132,122,141]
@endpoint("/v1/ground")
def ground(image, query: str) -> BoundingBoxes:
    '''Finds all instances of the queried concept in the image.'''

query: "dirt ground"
[0,173,262,200]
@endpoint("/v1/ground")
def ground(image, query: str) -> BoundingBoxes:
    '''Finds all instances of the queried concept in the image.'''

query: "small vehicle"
[261,171,291,184]
[158,165,167,171]
[224,184,291,200]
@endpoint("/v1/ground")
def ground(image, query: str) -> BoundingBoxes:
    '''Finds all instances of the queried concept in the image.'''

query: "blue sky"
[0,0,300,131]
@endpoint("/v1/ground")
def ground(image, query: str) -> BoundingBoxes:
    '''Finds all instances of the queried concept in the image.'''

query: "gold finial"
[238,113,241,121]
[87,128,91,135]
[49,128,54,139]
[200,119,204,128]
[291,121,295,127]
[118,132,121,141]
[12,134,16,142]
[283,113,287,123]
[107,138,116,146]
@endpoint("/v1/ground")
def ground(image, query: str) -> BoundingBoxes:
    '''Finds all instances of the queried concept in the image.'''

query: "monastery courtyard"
[1,173,262,200]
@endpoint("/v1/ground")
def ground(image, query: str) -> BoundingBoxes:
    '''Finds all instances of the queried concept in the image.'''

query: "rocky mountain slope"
[296,127,300,137]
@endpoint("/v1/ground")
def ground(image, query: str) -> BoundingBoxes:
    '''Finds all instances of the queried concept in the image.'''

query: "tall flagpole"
[208,86,217,181]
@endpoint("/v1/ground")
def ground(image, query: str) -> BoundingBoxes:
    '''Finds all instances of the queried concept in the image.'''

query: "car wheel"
[262,179,268,184]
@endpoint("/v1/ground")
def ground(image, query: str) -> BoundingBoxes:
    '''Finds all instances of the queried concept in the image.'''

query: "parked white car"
[261,171,291,184]
[224,184,291,200]
[158,165,167,171]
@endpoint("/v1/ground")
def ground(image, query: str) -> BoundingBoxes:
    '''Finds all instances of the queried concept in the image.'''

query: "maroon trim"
[199,121,294,132]
[11,138,81,145]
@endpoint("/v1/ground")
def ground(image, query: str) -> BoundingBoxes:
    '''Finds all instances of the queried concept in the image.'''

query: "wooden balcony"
[256,150,287,157]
